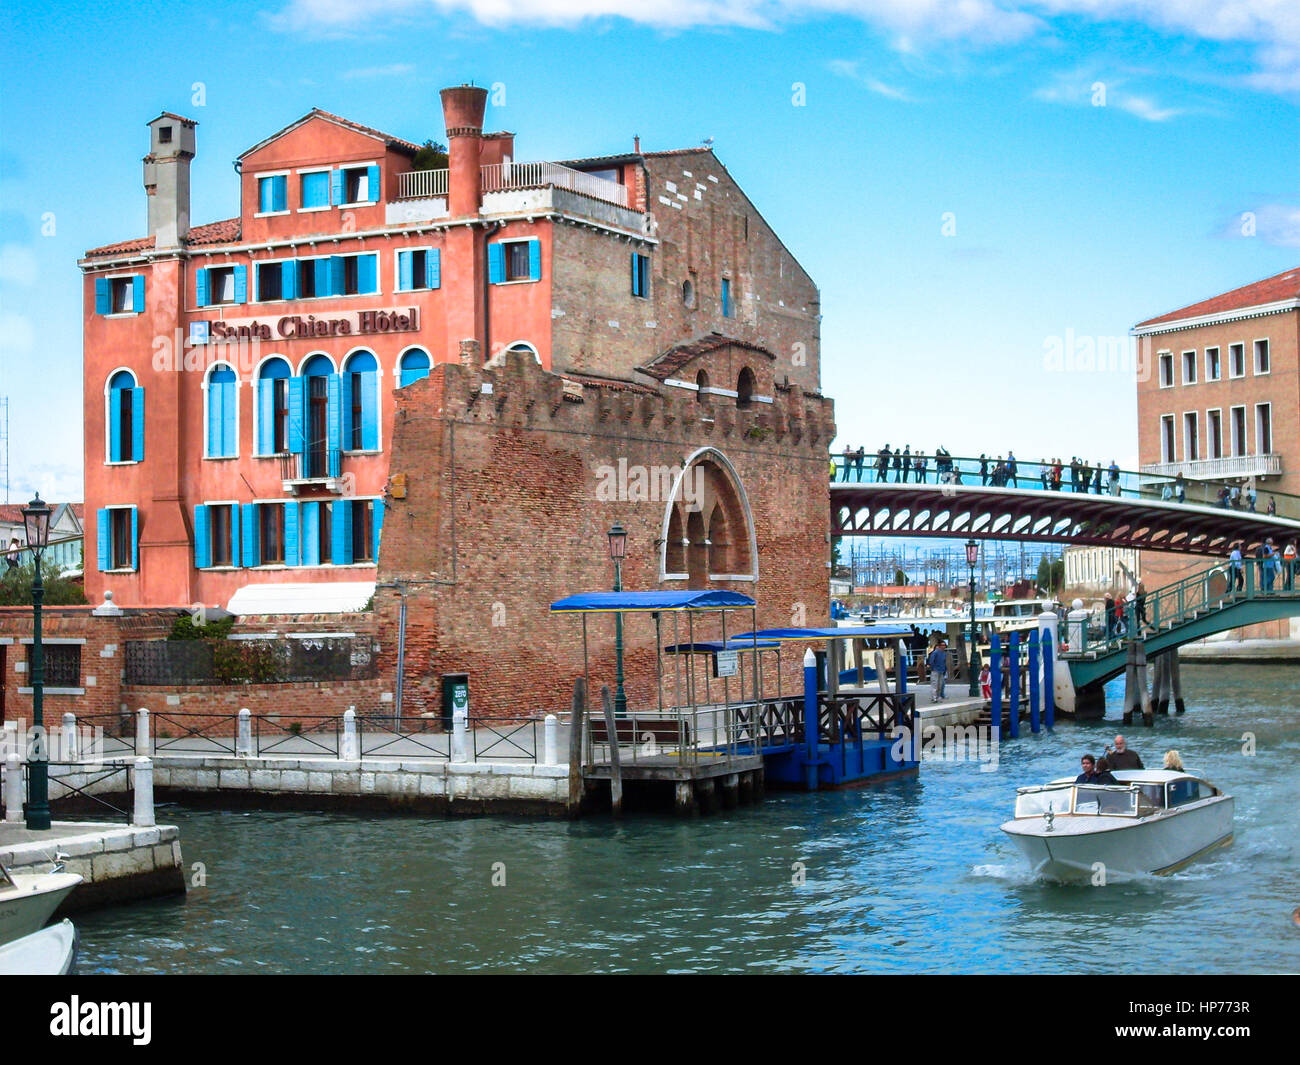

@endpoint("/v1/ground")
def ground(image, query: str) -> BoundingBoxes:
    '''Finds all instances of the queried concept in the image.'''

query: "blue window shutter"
[97,509,111,571]
[95,278,110,315]
[327,373,342,462]
[359,254,377,294]
[313,257,329,295]
[257,379,274,455]
[207,382,220,456]
[287,377,305,454]
[233,265,247,304]
[273,175,287,212]
[195,267,209,308]
[330,169,344,206]
[194,505,210,569]
[361,372,378,450]
[428,248,441,289]
[301,502,319,566]
[282,259,297,300]
[340,371,353,448]
[721,278,731,317]
[284,502,299,567]
[329,256,345,296]
[373,499,384,557]
[528,239,541,281]
[132,275,145,313]
[130,507,139,570]
[108,390,122,463]
[222,381,236,456]
[331,500,353,565]
[367,164,380,201]
[241,503,259,567]
[630,252,637,295]
[259,178,271,214]
[488,243,504,284]
[131,388,145,462]
[398,250,413,291]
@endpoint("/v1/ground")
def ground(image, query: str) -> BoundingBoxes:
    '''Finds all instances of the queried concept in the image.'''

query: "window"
[335,254,379,296]
[721,278,732,318]
[336,165,379,205]
[397,248,440,291]
[1157,352,1173,387]
[736,366,755,408]
[260,504,286,565]
[1181,350,1196,384]
[194,503,238,568]
[298,501,332,567]
[1206,347,1221,381]
[300,170,330,210]
[205,364,238,458]
[257,261,299,302]
[682,279,695,308]
[351,499,375,563]
[398,348,431,387]
[1160,415,1175,463]
[197,265,246,307]
[1183,412,1199,461]
[1256,403,1273,454]
[256,357,292,454]
[1231,406,1247,456]
[488,239,541,283]
[1254,339,1270,375]
[695,369,709,403]
[29,644,81,689]
[342,351,379,451]
[631,253,650,299]
[1208,409,1223,459]
[297,258,329,299]
[107,370,143,463]
[1229,343,1245,378]
[94,275,144,315]
[158,126,173,144]
[258,174,288,214]
[97,506,138,571]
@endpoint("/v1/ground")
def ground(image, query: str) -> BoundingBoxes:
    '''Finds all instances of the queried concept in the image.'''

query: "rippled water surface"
[74,664,1300,973]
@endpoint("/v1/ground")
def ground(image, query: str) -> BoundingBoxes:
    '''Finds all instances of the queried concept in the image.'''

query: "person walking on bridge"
[1108,460,1121,496]
[1229,543,1244,591]
[876,446,891,482]
[979,454,989,485]
[1175,472,1187,504]
[893,447,905,483]
[1007,451,1018,488]
[928,640,950,702]
[1284,542,1296,591]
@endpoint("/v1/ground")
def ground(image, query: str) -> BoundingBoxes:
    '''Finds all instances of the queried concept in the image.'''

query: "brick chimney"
[440,85,488,217]
[143,112,196,249]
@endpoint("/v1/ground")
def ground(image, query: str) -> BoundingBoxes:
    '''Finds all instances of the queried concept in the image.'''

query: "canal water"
[74,664,1299,974]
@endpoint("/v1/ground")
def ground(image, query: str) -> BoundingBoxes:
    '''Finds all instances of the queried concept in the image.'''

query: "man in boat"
[1106,734,1144,770]
[1075,754,1117,785]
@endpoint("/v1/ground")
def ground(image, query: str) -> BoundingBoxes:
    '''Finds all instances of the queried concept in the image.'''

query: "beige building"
[1063,545,1140,594]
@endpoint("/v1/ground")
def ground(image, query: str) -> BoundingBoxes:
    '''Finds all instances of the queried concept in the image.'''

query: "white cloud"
[828,59,918,101]
[1034,71,1190,121]
[1114,93,1183,121]
[1223,204,1300,247]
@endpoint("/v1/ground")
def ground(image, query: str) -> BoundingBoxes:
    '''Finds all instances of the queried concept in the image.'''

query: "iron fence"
[125,636,377,686]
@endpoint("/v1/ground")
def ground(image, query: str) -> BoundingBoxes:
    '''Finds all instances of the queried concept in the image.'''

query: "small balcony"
[279,442,344,494]
[480,161,629,208]
[1140,454,1283,481]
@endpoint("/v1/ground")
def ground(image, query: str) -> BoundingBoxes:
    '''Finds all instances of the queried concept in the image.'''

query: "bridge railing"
[829,454,1300,522]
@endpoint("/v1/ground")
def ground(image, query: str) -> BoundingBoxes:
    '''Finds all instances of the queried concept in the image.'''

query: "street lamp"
[22,493,52,831]
[965,538,980,697]
[607,523,629,719]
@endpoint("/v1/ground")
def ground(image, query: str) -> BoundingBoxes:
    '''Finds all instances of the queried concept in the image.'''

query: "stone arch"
[736,366,755,408]
[659,446,758,583]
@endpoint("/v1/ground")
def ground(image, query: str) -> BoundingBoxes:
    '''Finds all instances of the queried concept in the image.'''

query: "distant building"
[0,503,83,574]
[1062,545,1140,594]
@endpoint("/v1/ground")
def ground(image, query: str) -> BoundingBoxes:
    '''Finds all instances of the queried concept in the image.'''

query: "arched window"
[296,353,337,478]
[106,369,143,463]
[341,350,379,451]
[256,357,292,455]
[682,279,695,308]
[695,369,710,402]
[736,367,755,408]
[659,449,757,583]
[399,348,431,387]
[204,364,238,458]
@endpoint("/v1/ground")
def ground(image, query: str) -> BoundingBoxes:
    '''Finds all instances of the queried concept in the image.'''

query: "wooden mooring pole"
[1122,642,1137,726]
[601,685,623,817]
[1134,642,1154,727]
[1170,647,1186,714]
[567,677,587,816]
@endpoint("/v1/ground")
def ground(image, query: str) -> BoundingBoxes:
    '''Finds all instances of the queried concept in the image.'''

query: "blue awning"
[731,626,914,641]
[549,590,757,613]
[661,639,781,654]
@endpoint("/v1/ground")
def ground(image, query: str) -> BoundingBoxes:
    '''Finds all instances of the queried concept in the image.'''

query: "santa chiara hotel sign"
[189,307,420,345]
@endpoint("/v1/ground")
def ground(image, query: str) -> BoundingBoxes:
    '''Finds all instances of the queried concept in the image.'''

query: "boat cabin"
[1013,770,1222,819]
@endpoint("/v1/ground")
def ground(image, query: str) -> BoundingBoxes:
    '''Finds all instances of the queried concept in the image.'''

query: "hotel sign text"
[191,308,419,345]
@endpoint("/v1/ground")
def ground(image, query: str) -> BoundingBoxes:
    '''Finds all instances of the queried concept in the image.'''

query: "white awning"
[226,581,375,616]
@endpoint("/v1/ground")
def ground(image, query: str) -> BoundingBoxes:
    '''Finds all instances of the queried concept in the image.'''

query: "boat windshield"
[1014,785,1073,818]
[1073,786,1137,816]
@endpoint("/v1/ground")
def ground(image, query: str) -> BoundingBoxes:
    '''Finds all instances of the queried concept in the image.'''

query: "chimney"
[143,113,196,249]
[440,85,488,217]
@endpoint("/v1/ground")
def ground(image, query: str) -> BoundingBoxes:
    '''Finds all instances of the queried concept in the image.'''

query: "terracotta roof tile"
[640,332,774,382]
[1136,266,1300,328]
[84,218,242,259]
[561,372,656,395]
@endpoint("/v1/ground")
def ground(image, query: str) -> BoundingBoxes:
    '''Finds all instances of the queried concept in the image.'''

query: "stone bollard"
[62,712,78,763]
[236,708,253,757]
[1067,605,1088,653]
[133,757,156,828]
[452,708,468,763]
[136,707,151,756]
[4,751,22,823]
[543,714,558,766]
[341,707,358,760]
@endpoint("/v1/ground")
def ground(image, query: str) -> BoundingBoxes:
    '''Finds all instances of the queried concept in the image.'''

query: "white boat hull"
[0,872,83,944]
[1001,796,1235,882]
[0,919,78,975]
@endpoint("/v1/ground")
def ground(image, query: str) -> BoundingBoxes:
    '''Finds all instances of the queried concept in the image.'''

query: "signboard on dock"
[713,650,739,678]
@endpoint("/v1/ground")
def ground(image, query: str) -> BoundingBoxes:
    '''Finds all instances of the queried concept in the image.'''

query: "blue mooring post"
[802,647,819,792]
[1042,635,1055,730]
[1008,632,1020,739]
[896,639,908,696]
[1028,631,1041,734]
[989,633,1002,746]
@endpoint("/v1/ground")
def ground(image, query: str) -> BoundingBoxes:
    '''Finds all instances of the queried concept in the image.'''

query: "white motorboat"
[1000,770,1234,882]
[0,863,83,944]
[0,919,78,975]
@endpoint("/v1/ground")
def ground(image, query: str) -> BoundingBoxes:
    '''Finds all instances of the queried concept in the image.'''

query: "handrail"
[480,161,630,208]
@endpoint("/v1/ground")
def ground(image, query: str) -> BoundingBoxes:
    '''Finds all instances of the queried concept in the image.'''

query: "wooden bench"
[588,716,690,746]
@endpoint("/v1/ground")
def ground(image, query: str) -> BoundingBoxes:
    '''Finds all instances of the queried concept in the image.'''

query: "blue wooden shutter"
[108,390,122,463]
[398,250,413,291]
[233,265,248,304]
[257,379,274,455]
[287,377,305,454]
[131,388,145,462]
[193,505,210,568]
[528,239,541,281]
[259,178,272,213]
[488,243,504,284]
[361,373,378,450]
[284,502,299,567]
[207,381,221,456]
[195,268,209,308]
[329,256,345,296]
[130,507,139,570]
[327,374,342,466]
[340,371,353,450]
[132,275,145,312]
[367,164,380,201]
[273,175,287,212]
[94,278,110,315]
[330,169,344,205]
[241,503,259,567]
[301,502,319,566]
[373,499,384,557]
[331,500,353,565]
[428,248,441,289]
[359,254,377,294]
[282,259,297,300]
[222,380,236,456]
[313,257,330,296]
[97,509,111,571]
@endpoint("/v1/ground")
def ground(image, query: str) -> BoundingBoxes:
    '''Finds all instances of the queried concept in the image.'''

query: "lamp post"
[966,538,980,697]
[23,493,52,831]
[607,523,629,719]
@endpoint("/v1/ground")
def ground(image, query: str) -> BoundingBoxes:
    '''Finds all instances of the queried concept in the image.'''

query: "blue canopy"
[549,590,757,613]
[662,639,781,654]
[731,625,914,641]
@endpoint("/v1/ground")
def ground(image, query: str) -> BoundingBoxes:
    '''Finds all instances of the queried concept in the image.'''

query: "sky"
[0,0,1297,505]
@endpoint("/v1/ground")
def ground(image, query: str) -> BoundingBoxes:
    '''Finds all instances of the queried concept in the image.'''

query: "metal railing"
[1142,454,1282,479]
[396,168,449,199]
[279,440,341,482]
[480,161,630,208]
[125,637,376,686]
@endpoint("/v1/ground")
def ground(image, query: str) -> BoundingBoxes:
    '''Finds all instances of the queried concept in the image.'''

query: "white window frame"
[1181,349,1197,385]
[1159,413,1176,464]
[1157,351,1174,388]
[1230,404,1248,456]
[253,256,295,303]
[201,360,242,461]
[394,245,437,293]
[103,366,140,467]
[1228,342,1246,379]
[1205,346,1221,382]
[296,166,333,214]
[1256,402,1273,455]
[1253,337,1270,376]
[101,271,142,319]
[1206,407,1224,460]
[253,169,291,218]
[205,263,239,306]
[338,161,380,207]
[202,499,241,570]
[1182,410,1199,462]
[103,504,137,572]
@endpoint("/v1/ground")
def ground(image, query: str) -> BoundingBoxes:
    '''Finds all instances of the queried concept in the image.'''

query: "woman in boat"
[1093,757,1119,785]
[1163,750,1185,772]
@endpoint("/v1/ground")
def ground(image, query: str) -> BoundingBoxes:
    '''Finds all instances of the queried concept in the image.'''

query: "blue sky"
[0,0,1297,503]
